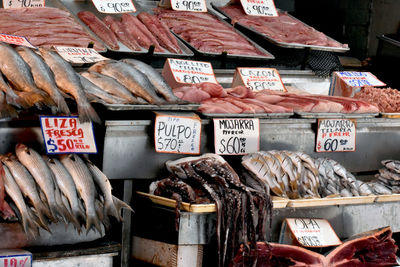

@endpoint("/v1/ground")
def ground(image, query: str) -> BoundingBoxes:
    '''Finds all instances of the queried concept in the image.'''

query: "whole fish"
[121,58,183,103]
[256,151,286,192]
[45,157,85,223]
[282,151,302,180]
[81,71,139,103]
[2,163,39,236]
[294,152,318,176]
[379,168,400,180]
[39,48,101,123]
[0,91,17,119]
[0,42,52,107]
[15,144,62,221]
[369,182,392,195]
[270,151,299,198]
[17,47,70,115]
[78,73,128,105]
[1,155,53,229]
[382,160,400,174]
[0,71,25,108]
[60,154,102,233]
[89,60,166,105]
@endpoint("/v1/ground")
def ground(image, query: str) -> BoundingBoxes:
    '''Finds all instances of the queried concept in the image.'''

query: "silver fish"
[271,151,299,198]
[60,154,101,234]
[369,182,392,195]
[294,152,318,176]
[121,58,183,103]
[39,48,100,123]
[379,168,400,180]
[382,160,400,174]
[340,188,352,197]
[17,47,70,115]
[256,151,287,195]
[89,60,165,104]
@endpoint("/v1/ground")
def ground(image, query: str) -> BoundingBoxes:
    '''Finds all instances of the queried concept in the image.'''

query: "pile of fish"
[232,227,397,266]
[152,154,272,267]
[78,11,182,53]
[0,8,104,50]
[354,86,400,113]
[154,9,270,56]
[0,144,132,237]
[372,160,400,194]
[220,4,347,48]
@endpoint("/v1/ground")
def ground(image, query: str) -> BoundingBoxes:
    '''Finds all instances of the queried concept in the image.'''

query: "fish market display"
[78,11,182,53]
[371,159,400,194]
[354,86,400,113]
[151,154,272,267]
[232,227,397,266]
[154,9,270,56]
[220,4,348,48]
[0,8,104,50]
[0,144,132,236]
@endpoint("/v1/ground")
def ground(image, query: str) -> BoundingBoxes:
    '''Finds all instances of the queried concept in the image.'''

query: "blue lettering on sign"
[348,79,372,87]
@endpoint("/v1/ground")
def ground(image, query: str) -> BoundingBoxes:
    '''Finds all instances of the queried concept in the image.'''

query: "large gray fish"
[121,58,183,103]
[0,42,52,108]
[1,155,53,229]
[60,154,101,234]
[45,157,85,223]
[1,163,39,236]
[17,47,70,115]
[39,48,100,124]
[81,71,139,103]
[15,144,62,221]
[0,91,17,119]
[89,60,166,105]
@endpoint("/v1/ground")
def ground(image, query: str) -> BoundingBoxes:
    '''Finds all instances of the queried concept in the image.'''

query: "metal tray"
[105,104,200,111]
[60,0,194,57]
[211,3,350,53]
[296,112,379,119]
[201,112,293,118]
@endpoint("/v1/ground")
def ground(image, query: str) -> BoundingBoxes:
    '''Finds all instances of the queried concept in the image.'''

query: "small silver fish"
[382,160,400,174]
[369,182,392,195]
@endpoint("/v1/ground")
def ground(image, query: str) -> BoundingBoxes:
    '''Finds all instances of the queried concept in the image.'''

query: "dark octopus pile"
[150,154,272,267]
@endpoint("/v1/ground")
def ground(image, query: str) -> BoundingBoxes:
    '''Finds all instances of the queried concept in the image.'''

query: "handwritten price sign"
[155,113,201,154]
[240,0,278,16]
[335,71,385,87]
[3,0,44,8]
[40,116,97,154]
[0,250,31,267]
[91,0,136,13]
[0,34,35,49]
[54,46,108,64]
[316,119,356,152]
[171,0,207,12]
[232,67,286,91]
[214,118,260,155]
[167,58,218,84]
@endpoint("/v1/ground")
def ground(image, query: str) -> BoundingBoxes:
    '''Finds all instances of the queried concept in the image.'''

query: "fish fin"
[0,101,18,119]
[86,212,102,235]
[24,208,40,237]
[4,90,27,109]
[72,206,86,225]
[15,91,45,108]
[104,201,120,221]
[62,205,81,233]
[112,196,134,221]
[33,203,52,233]
[77,99,101,124]
[54,95,71,115]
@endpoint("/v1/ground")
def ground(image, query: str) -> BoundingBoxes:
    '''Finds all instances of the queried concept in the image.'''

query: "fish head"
[15,143,29,155]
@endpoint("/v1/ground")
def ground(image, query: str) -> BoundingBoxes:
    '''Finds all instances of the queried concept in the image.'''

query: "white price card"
[166,58,218,84]
[284,218,342,247]
[91,0,136,13]
[316,119,356,152]
[0,34,35,49]
[54,46,108,64]
[240,0,278,16]
[232,67,286,91]
[0,250,32,267]
[214,118,260,155]
[3,0,44,8]
[335,71,386,87]
[40,116,97,154]
[171,0,207,12]
[155,113,201,154]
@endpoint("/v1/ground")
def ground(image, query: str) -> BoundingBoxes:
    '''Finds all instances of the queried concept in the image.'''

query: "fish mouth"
[15,143,29,153]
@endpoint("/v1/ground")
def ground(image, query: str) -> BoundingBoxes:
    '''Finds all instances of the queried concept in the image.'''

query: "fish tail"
[54,95,71,115]
[0,101,18,119]
[63,206,81,233]
[86,212,102,235]
[77,99,101,124]
[49,203,63,222]
[73,206,86,224]
[104,201,120,221]
[4,90,27,108]
[16,91,45,108]
[112,196,133,221]
[23,208,40,237]
[34,203,52,233]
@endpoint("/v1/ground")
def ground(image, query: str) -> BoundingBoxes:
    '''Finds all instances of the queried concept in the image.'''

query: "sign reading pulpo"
[214,118,260,155]
[40,116,97,154]
[91,0,136,13]
[232,67,286,91]
[240,0,278,16]
[316,119,356,152]
[155,113,201,154]
[4,0,44,8]
[171,0,207,12]
[55,46,108,64]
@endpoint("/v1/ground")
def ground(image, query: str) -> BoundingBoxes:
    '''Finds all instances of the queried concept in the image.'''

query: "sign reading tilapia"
[316,119,356,152]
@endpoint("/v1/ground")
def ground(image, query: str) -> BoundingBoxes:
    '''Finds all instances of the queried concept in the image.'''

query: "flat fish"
[89,60,165,105]
[39,48,101,123]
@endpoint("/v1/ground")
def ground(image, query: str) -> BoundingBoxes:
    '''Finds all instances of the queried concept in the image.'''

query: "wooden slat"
[375,194,400,202]
[287,195,377,208]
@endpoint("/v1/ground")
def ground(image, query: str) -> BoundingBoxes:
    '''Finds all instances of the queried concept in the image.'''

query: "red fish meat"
[103,16,141,51]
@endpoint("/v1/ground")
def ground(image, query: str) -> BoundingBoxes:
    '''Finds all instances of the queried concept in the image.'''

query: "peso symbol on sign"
[46,139,57,153]
[218,137,246,154]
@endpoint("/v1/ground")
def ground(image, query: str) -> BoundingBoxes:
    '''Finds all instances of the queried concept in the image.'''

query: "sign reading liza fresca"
[316,119,356,152]
[91,0,136,13]
[240,0,278,16]
[3,0,44,8]
[40,116,97,154]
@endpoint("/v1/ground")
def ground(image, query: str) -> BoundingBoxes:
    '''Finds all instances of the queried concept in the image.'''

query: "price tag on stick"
[214,118,260,155]
[3,0,45,8]
[91,0,136,13]
[240,0,278,16]
[232,67,286,92]
[54,46,109,64]
[154,113,201,154]
[316,119,356,152]
[0,34,36,49]
[40,116,97,154]
[170,0,207,12]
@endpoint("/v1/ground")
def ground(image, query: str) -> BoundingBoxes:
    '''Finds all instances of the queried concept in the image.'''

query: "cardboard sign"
[162,58,218,89]
[155,113,201,154]
[0,34,35,49]
[40,116,97,154]
[54,46,108,64]
[214,118,260,155]
[280,218,342,248]
[329,71,386,97]
[91,0,136,13]
[3,0,44,8]
[316,119,356,152]
[0,249,32,267]
[232,67,286,91]
[170,0,207,12]
[240,0,278,16]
